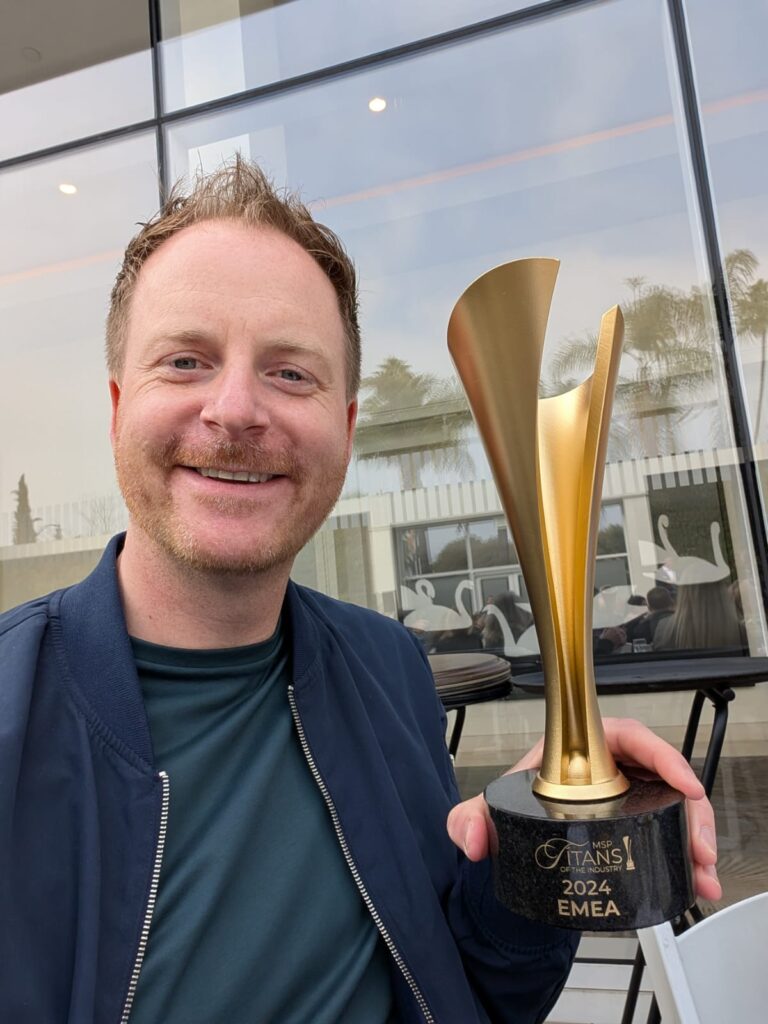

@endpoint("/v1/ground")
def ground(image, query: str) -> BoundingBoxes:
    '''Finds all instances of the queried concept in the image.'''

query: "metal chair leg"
[681,689,706,762]
[448,706,467,758]
[700,687,734,797]
[621,945,646,1024]
[646,995,661,1024]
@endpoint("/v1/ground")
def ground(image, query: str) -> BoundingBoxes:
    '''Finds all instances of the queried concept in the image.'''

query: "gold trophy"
[447,259,693,930]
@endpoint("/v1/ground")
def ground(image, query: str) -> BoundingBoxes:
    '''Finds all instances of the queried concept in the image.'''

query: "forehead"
[128,219,345,344]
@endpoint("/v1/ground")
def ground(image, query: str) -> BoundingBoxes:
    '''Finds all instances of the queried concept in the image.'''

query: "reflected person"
[624,586,675,645]
[653,579,746,652]
[481,591,534,652]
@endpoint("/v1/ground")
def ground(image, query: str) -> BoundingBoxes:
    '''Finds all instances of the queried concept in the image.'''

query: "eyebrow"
[265,341,334,375]
[147,328,214,351]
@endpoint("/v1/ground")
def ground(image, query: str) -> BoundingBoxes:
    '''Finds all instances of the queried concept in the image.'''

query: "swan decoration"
[639,514,730,585]
[483,587,639,652]
[400,579,435,612]
[402,578,474,631]
[481,602,540,656]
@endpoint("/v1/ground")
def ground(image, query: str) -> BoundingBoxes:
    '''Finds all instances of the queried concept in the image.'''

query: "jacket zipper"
[120,770,170,1024]
[288,685,434,1024]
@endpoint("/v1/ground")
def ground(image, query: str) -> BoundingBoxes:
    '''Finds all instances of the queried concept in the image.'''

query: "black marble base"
[485,768,694,931]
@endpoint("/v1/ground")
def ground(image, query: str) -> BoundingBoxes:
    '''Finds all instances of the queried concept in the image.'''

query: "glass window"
[597,503,627,555]
[686,1,768,543]
[166,0,765,657]
[425,572,472,614]
[0,134,160,610]
[395,515,525,648]
[401,523,468,575]
[479,573,526,606]
[595,556,631,591]
[0,1,154,160]
[159,0,531,111]
[469,517,516,567]
[595,503,631,609]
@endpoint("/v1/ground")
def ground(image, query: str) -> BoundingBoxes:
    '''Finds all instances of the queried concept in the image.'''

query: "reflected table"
[429,652,512,757]
[512,654,768,1024]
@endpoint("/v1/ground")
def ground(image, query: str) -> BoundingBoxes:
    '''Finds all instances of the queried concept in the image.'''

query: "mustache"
[153,435,301,477]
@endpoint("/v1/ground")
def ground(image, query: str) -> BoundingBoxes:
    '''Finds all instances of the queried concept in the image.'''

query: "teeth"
[197,468,274,483]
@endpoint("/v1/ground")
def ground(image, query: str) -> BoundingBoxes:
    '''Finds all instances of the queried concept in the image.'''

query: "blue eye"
[279,369,304,382]
[172,357,198,370]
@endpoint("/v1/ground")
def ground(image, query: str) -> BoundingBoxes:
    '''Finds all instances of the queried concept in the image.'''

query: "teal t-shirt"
[128,624,395,1024]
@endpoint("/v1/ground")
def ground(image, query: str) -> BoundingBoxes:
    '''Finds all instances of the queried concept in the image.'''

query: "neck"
[116,526,290,649]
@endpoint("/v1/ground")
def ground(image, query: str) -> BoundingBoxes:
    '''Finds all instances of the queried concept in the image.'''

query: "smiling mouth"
[191,468,278,483]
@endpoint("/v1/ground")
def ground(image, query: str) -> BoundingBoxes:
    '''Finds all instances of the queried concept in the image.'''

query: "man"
[625,586,675,646]
[0,160,719,1024]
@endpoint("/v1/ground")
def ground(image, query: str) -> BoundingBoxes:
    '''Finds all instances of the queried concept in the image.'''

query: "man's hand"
[446,717,721,901]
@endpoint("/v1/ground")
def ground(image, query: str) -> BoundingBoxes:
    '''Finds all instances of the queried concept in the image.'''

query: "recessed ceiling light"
[368,97,387,113]
[58,183,78,195]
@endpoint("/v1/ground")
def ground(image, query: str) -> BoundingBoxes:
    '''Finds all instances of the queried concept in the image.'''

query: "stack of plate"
[428,652,511,706]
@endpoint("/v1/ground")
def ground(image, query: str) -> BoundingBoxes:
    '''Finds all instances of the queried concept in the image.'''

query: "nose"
[199,366,271,439]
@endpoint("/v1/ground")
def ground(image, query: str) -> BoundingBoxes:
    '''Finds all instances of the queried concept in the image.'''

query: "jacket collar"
[54,534,154,767]
[53,534,321,768]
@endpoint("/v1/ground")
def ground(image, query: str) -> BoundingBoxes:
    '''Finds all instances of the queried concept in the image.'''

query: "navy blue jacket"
[0,536,577,1023]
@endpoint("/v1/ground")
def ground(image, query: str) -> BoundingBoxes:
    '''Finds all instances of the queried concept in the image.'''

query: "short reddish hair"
[106,156,360,397]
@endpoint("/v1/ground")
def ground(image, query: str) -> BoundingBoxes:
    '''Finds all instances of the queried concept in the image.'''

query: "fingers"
[693,862,722,902]
[603,718,719,899]
[507,719,706,799]
[503,719,705,801]
[603,718,706,800]
[687,795,721,901]
[446,794,492,861]
[688,795,717,864]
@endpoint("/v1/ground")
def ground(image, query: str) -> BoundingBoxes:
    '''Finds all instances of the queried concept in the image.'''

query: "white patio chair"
[637,891,768,1023]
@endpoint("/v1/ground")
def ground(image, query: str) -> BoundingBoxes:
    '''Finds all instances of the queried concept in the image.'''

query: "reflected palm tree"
[546,257,766,457]
[728,250,768,437]
[355,356,475,490]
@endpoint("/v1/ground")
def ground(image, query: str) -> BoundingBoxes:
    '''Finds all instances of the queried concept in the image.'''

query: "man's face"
[110,219,357,575]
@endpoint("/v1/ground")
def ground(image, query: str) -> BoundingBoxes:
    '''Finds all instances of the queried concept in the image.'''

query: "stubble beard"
[114,431,348,577]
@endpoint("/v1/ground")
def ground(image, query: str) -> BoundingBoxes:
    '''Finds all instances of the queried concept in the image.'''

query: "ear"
[108,379,121,446]
[344,398,358,463]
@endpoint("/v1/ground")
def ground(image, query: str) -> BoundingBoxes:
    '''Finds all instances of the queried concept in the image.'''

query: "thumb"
[447,794,493,861]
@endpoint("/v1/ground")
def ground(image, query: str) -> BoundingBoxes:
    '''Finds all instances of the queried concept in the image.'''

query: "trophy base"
[485,768,694,931]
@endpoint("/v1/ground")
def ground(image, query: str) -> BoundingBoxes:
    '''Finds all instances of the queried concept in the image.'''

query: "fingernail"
[463,822,471,857]
[704,863,719,882]
[700,825,717,857]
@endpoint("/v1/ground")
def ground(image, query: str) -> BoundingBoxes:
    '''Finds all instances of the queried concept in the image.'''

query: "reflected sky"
[167,0,707,387]
[689,0,768,269]
[0,134,160,527]
[160,0,533,110]
[0,50,154,162]
[687,1,768,444]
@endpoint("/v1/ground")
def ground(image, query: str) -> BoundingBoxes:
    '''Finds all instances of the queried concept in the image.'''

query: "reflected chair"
[637,891,768,1023]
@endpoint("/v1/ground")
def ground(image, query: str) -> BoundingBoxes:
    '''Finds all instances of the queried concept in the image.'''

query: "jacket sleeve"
[406,634,579,1024]
[446,858,579,1023]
